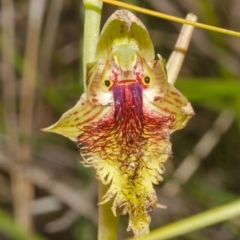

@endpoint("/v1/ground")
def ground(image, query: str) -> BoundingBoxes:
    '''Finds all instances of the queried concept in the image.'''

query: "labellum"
[43,10,194,237]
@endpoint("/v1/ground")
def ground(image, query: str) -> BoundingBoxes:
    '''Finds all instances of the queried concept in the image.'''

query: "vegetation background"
[0,0,240,239]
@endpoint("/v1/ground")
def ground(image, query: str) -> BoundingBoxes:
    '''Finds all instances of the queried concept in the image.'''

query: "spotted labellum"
[43,10,194,237]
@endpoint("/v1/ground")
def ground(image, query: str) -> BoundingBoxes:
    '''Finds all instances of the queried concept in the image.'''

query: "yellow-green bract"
[43,10,194,237]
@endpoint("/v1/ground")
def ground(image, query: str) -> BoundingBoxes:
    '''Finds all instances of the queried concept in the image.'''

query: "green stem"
[83,1,120,239]
[128,199,240,240]
[98,183,120,240]
[83,0,103,90]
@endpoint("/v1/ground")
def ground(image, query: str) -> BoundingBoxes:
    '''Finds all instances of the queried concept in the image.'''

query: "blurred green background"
[0,0,240,239]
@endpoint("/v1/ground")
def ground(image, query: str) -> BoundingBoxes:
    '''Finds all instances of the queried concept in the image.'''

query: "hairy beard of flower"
[77,82,174,236]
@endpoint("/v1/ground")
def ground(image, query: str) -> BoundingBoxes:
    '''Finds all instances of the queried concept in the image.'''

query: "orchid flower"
[43,10,194,237]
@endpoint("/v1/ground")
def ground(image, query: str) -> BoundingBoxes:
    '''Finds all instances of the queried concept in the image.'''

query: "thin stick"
[1,0,18,155]
[0,0,32,232]
[19,0,46,136]
[16,0,46,231]
[100,0,240,38]
[39,0,64,81]
[128,199,240,240]
[167,13,197,85]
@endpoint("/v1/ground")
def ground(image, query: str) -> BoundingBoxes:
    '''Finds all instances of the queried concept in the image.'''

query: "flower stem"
[98,183,120,240]
[83,0,103,90]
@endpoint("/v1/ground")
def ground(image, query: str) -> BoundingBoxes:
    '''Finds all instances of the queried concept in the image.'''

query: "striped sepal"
[42,93,112,141]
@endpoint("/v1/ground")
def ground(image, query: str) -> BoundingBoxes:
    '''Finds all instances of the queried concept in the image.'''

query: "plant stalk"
[83,0,103,90]
[98,183,120,240]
